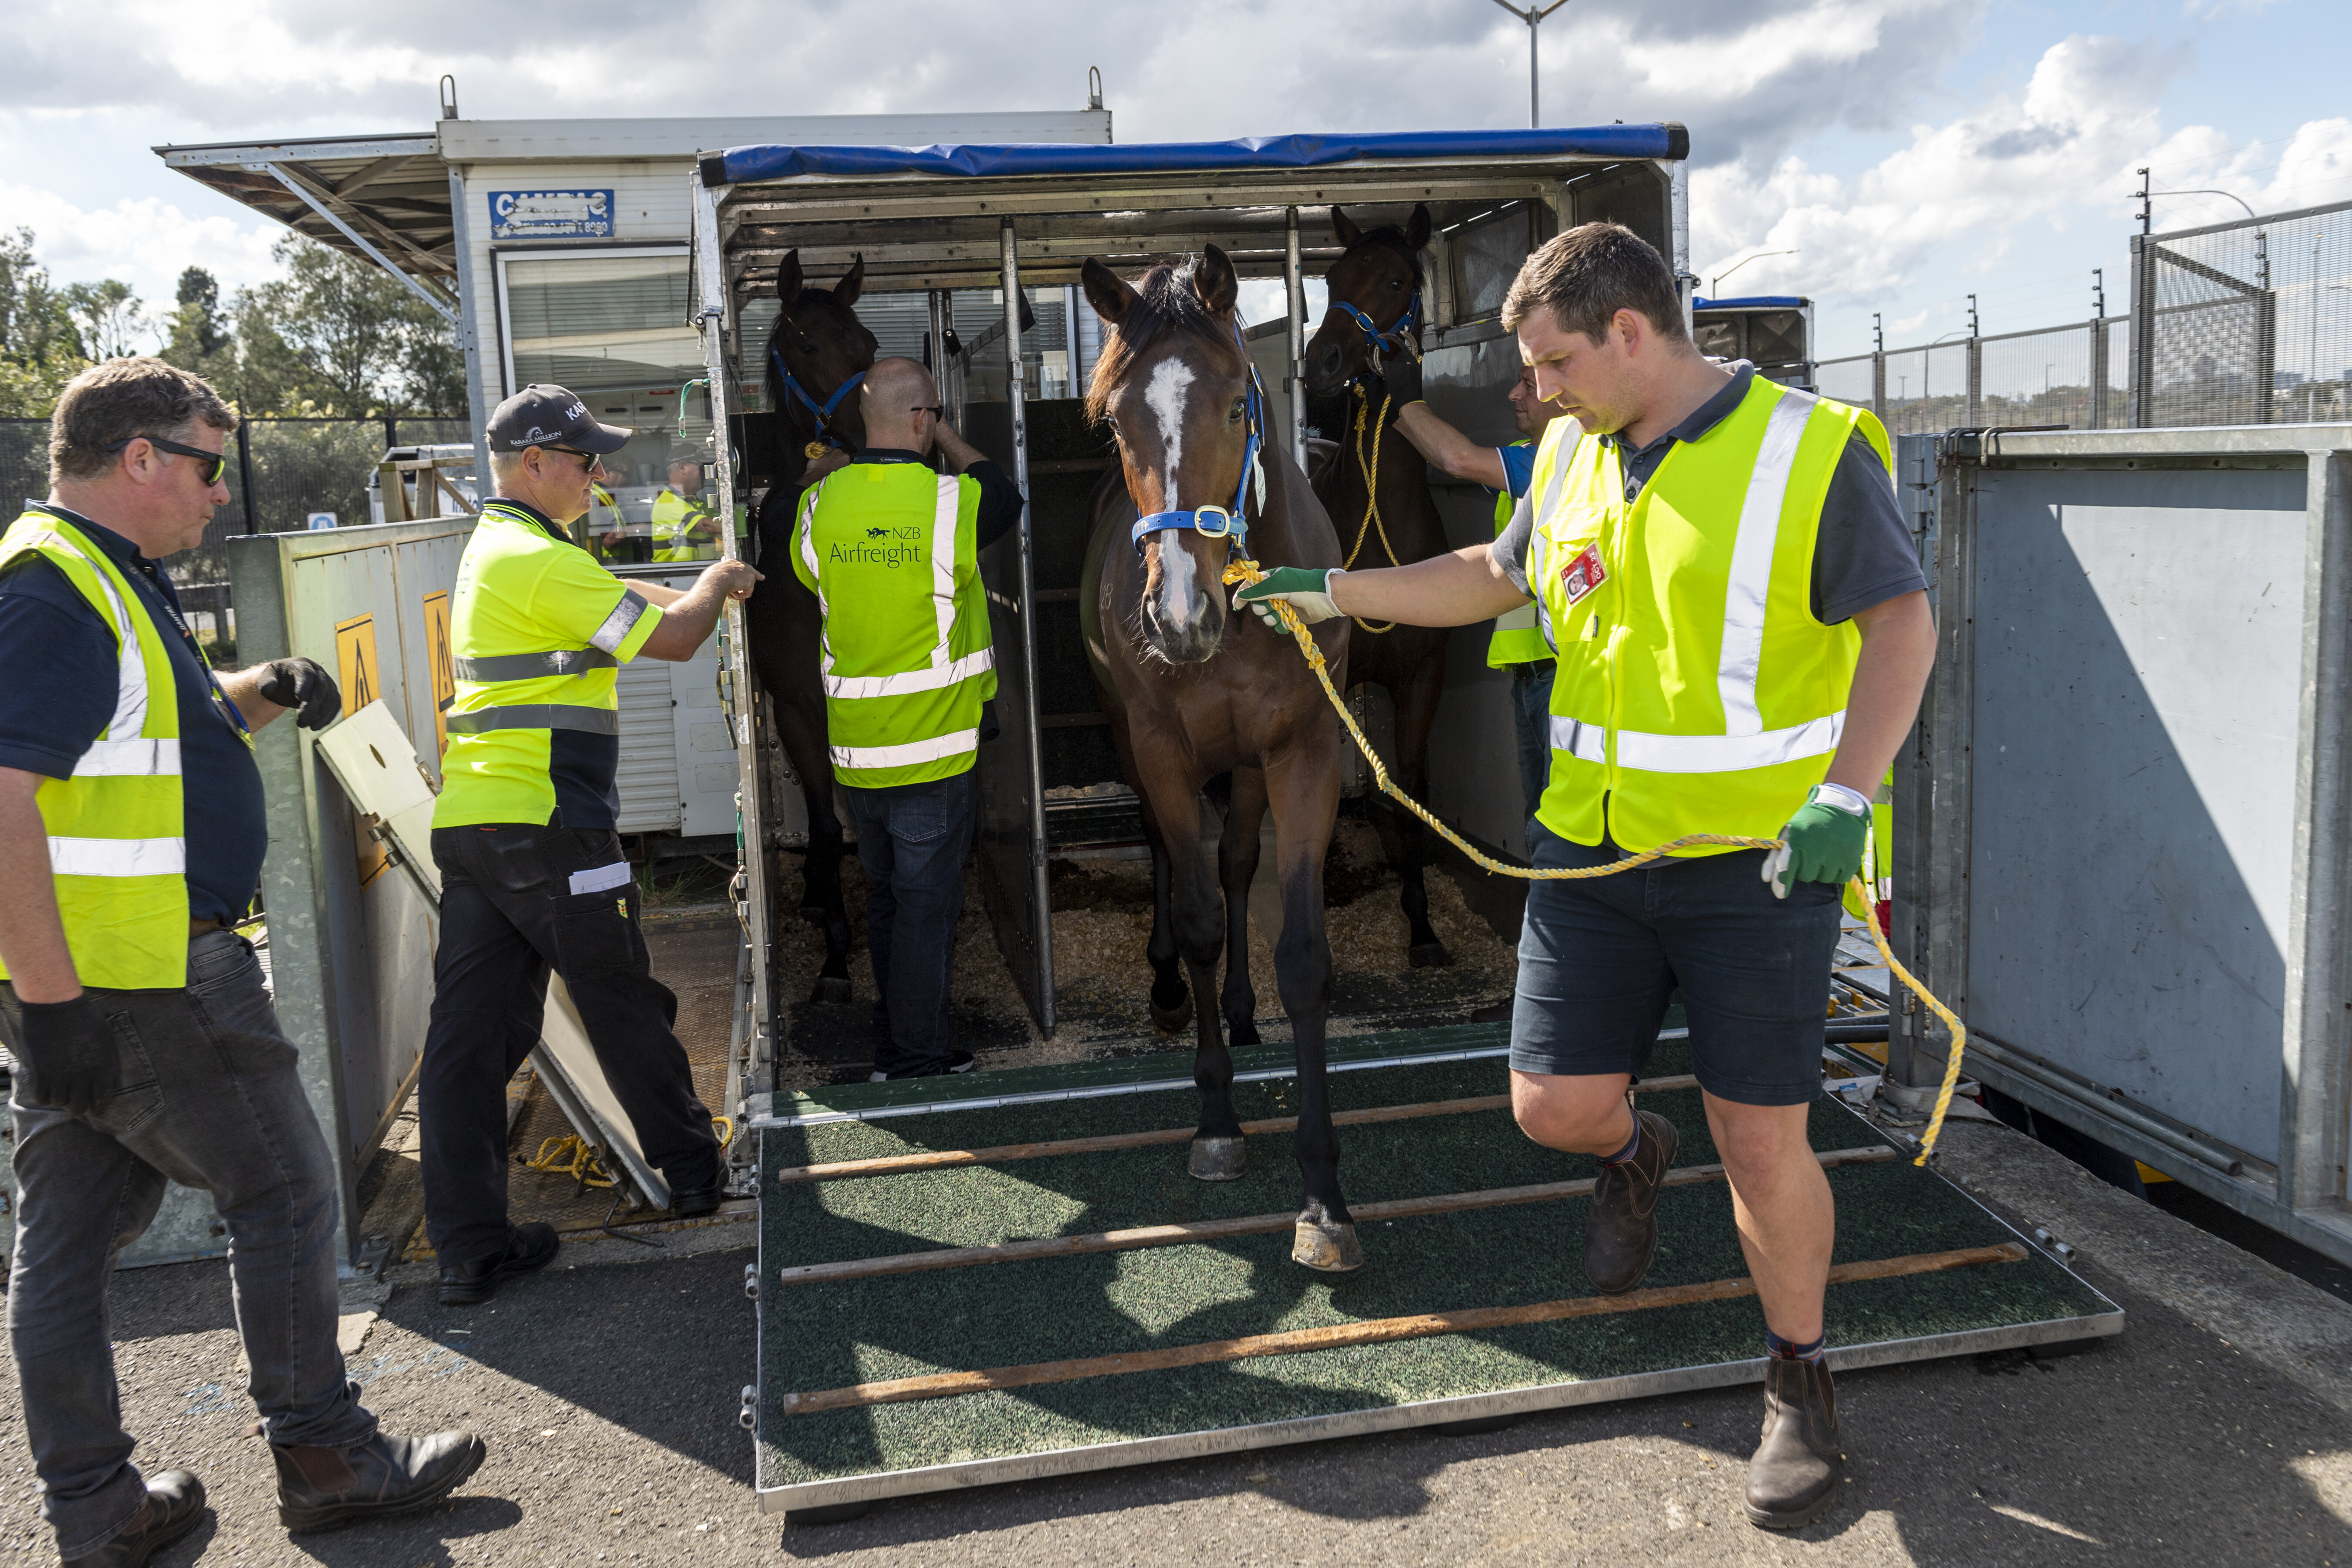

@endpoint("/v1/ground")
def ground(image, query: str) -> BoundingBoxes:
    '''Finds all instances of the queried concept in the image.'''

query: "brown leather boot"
[272,1430,485,1534]
[1583,1107,1677,1294]
[1744,1356,1843,1529]
[64,1471,206,1565]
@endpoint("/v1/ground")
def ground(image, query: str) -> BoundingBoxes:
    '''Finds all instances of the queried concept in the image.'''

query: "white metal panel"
[615,655,683,833]
[676,651,737,837]
[439,110,1111,163]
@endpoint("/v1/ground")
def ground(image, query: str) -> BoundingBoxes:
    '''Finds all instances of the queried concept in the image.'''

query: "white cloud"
[3,181,282,321]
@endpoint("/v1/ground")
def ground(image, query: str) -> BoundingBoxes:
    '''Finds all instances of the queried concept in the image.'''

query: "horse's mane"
[1084,259,1237,426]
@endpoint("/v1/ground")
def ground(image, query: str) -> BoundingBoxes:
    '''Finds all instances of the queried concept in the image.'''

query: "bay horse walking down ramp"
[1302,203,1455,968]
[1076,246,1363,1271]
[744,250,875,1005]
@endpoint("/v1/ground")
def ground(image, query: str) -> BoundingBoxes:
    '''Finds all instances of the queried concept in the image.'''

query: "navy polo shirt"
[0,504,268,926]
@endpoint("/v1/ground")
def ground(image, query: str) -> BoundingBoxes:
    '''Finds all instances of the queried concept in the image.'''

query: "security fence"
[2133,196,2352,428]
[1815,319,2129,436]
[2,415,472,667]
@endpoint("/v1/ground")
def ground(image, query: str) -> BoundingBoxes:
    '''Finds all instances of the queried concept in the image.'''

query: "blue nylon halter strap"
[1130,324,1267,554]
[1332,289,1423,378]
[767,336,866,448]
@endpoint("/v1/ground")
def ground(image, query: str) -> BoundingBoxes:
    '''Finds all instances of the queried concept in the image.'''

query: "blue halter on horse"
[1331,288,1423,382]
[768,337,866,449]
[1130,324,1268,554]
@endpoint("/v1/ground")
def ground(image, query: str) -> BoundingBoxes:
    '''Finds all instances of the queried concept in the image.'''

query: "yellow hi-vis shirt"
[433,500,666,827]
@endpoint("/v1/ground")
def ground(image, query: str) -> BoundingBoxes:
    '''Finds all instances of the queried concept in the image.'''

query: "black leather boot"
[1744,1356,1843,1529]
[66,1471,206,1565]
[272,1430,486,1534]
[437,1220,559,1306]
[1584,1107,1677,1294]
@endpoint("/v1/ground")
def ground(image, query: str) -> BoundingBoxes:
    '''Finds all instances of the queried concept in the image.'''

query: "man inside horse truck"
[1235,222,1935,1532]
[791,357,1025,1081]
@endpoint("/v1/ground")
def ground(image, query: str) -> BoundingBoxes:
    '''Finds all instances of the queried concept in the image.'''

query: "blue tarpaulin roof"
[1693,295,1807,310]
[707,125,1686,186]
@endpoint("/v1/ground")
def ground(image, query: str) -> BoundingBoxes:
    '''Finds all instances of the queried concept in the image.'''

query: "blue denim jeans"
[845,768,977,1076]
[1510,660,1556,825]
[3,930,374,1557]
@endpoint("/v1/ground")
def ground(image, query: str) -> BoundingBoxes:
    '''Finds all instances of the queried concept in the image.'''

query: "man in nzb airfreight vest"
[792,357,1024,1081]
[420,385,758,1307]
[1235,225,1937,1532]
[0,359,485,1562]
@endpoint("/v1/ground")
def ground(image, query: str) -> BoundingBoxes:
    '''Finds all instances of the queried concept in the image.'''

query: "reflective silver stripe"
[1528,434,1577,656]
[48,835,184,876]
[830,728,980,771]
[821,647,996,700]
[1717,387,1819,735]
[453,649,618,682]
[71,737,180,777]
[929,474,960,666]
[799,481,835,677]
[1548,715,1608,764]
[588,588,650,655]
[1614,712,1845,774]
[37,532,152,744]
[444,706,621,736]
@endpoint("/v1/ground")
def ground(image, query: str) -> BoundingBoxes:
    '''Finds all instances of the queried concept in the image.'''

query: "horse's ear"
[775,250,804,303]
[834,253,865,307]
[1331,205,1360,248]
[1081,258,1138,326]
[1407,202,1432,251]
[1193,243,1239,317]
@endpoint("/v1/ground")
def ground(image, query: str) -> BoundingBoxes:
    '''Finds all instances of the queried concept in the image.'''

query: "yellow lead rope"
[1221,555,1970,1164]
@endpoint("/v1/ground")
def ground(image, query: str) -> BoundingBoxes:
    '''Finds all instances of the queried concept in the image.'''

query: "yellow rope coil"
[1221,554,1970,1165]
[520,1116,741,1195]
[1342,389,1402,634]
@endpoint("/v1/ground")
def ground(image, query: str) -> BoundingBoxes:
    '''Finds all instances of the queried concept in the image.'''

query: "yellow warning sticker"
[422,591,454,760]
[334,614,390,886]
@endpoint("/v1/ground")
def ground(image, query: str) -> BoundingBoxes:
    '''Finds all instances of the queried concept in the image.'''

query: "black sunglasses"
[541,446,607,470]
[109,435,228,487]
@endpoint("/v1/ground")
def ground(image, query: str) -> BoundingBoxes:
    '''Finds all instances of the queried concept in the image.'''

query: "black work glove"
[15,994,117,1116]
[256,657,343,730]
[1375,347,1423,407]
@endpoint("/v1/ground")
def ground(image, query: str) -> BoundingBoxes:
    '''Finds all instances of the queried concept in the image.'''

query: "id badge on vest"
[1560,541,1608,606]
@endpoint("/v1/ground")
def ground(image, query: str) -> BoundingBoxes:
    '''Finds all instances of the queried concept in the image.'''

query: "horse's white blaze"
[1143,358,1193,508]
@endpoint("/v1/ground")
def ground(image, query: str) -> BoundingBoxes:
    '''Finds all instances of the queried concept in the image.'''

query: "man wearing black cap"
[650,444,720,562]
[418,385,760,1305]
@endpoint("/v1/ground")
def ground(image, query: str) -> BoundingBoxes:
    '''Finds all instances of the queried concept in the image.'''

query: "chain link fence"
[3,415,473,668]
[1817,321,2128,437]
[2134,196,2352,427]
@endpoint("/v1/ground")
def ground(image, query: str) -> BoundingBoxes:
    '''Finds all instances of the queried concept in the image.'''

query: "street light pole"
[1488,0,1572,128]
[1709,249,1798,297]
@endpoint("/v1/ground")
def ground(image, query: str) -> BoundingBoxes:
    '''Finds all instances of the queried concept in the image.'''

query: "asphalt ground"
[4,1113,2352,1565]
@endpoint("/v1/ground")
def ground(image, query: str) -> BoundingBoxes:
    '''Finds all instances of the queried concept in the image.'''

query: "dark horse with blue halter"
[1302,203,1457,969]
[743,250,876,1005]
[1078,245,1363,1271]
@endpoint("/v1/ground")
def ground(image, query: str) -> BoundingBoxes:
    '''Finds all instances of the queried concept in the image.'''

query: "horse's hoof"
[1293,1219,1365,1272]
[1227,1017,1262,1048]
[808,976,853,1005]
[1188,1136,1247,1181]
[1408,941,1452,970]
[1150,997,1194,1034]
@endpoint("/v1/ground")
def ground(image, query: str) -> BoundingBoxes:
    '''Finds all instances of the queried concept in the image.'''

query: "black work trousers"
[419,825,718,1268]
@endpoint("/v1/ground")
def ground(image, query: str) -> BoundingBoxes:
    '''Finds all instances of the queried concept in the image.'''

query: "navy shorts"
[1507,821,1840,1106]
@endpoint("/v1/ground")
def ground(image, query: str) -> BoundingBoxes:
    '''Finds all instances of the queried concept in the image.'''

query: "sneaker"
[273,1430,486,1534]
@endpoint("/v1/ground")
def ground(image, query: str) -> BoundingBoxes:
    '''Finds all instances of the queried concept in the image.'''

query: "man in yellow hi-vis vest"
[419,385,759,1306]
[650,445,721,562]
[1236,226,1936,1532]
[0,359,484,1559]
[792,358,1023,1081]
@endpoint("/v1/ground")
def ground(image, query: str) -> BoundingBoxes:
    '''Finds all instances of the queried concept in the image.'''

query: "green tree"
[64,278,149,362]
[239,236,460,416]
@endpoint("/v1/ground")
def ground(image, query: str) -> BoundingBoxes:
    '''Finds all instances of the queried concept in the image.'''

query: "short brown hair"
[1501,222,1689,348]
[50,357,238,485]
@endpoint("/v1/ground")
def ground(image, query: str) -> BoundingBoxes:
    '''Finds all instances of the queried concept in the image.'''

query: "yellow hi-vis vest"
[1528,376,1893,855]
[433,501,666,827]
[1486,436,1556,669]
[651,489,717,562]
[0,509,190,988]
[792,463,996,788]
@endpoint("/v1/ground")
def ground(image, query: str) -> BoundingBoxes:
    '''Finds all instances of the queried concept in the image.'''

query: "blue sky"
[1,0,2342,366]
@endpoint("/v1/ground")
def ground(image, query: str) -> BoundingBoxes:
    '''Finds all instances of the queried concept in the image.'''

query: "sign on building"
[489,189,616,240]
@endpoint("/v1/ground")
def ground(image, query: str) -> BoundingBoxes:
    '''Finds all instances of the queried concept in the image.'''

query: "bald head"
[858,358,941,455]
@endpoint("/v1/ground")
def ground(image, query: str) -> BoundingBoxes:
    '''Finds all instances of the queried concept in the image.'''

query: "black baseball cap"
[487,384,632,454]
[666,443,704,466]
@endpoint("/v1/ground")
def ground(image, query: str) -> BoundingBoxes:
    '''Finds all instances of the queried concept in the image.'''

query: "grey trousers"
[3,929,375,1557]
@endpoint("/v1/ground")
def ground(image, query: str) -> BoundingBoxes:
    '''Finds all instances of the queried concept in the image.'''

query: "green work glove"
[1232,567,1347,630]
[1763,783,1872,899]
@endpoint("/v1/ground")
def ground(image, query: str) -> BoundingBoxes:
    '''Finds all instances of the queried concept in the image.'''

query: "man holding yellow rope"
[1236,223,1936,1531]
